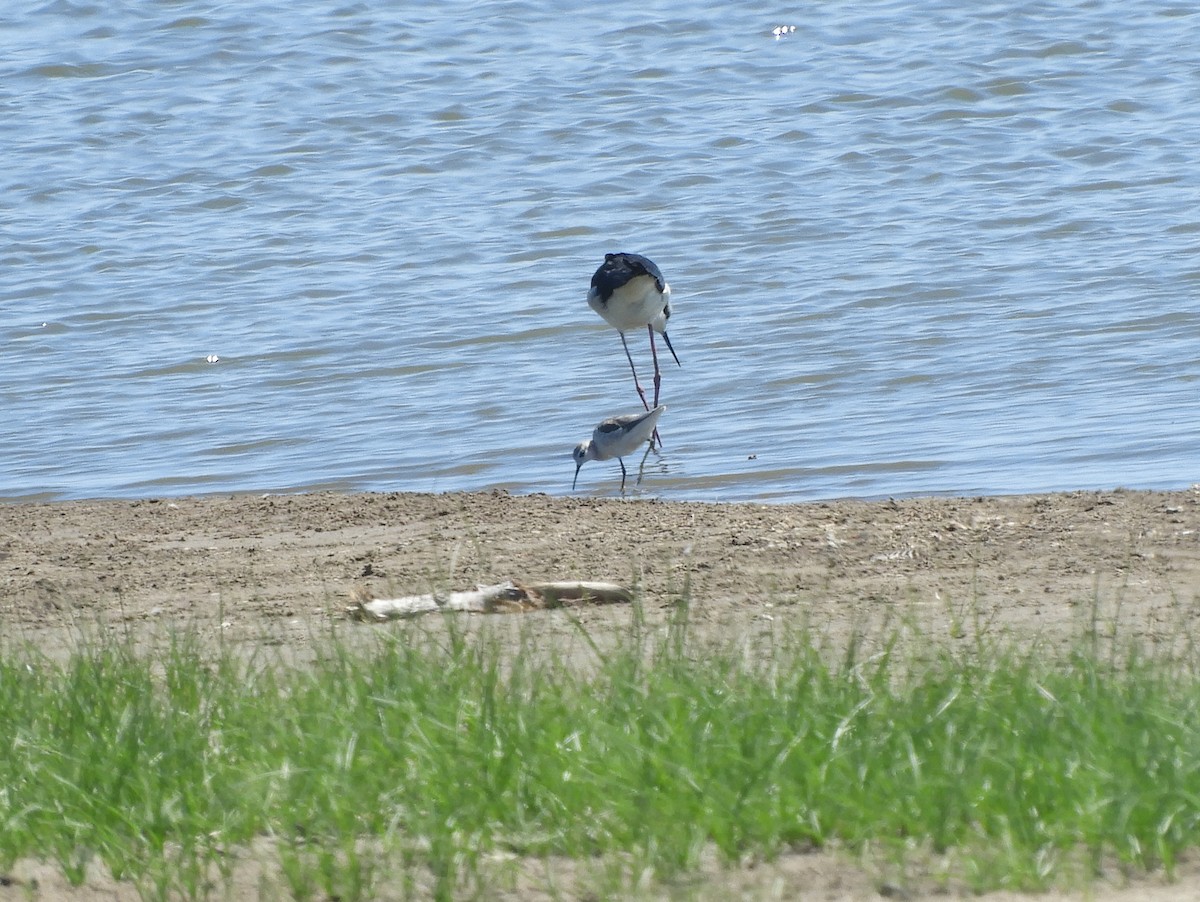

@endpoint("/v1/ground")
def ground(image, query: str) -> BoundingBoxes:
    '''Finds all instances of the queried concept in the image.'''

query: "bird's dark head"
[590,252,665,300]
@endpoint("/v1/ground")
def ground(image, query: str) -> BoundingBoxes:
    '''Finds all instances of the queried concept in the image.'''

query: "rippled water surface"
[4,1,1199,502]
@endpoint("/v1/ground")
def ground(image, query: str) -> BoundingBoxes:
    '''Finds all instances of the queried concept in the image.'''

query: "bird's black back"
[590,252,665,302]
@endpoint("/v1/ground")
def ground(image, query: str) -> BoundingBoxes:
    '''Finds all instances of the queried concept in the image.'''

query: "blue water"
[4,1,1199,502]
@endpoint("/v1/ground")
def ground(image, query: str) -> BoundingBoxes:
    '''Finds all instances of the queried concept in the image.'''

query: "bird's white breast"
[588,275,671,333]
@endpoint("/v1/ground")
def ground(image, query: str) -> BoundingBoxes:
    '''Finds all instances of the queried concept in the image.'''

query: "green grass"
[3,602,1200,899]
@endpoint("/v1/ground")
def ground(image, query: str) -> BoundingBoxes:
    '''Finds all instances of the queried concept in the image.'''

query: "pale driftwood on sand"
[346,580,633,622]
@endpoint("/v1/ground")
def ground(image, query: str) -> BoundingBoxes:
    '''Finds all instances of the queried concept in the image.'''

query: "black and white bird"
[587,253,680,414]
[572,405,666,490]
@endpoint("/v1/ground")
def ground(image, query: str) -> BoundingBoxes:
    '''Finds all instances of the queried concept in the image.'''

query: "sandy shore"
[4,487,1200,899]
[5,487,1199,653]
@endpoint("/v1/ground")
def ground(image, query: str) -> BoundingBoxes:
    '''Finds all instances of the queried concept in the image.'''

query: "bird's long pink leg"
[620,332,651,412]
[646,325,664,449]
[648,325,663,409]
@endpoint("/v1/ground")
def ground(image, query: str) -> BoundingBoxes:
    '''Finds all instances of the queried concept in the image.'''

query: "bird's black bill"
[662,332,681,367]
[572,462,583,490]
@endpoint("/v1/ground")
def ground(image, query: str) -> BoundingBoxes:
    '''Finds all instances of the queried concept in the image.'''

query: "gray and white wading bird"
[587,253,680,415]
[572,405,666,490]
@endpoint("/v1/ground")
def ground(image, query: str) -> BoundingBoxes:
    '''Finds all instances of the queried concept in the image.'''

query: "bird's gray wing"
[596,410,654,435]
